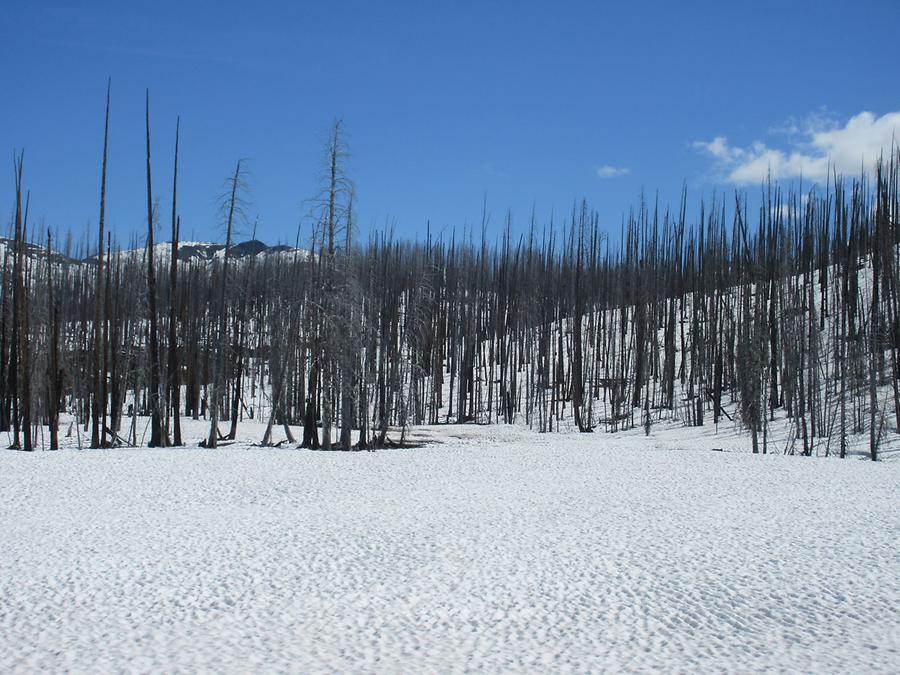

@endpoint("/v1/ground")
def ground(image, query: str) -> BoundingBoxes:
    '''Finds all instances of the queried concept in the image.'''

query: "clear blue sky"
[2,0,899,247]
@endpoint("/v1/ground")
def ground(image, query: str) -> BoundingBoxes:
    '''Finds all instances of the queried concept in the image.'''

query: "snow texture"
[1,422,898,673]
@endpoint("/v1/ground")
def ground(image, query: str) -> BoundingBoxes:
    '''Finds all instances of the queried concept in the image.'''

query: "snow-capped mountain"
[0,237,305,266]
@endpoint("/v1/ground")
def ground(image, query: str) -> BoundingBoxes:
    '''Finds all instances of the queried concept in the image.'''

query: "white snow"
[1,421,898,672]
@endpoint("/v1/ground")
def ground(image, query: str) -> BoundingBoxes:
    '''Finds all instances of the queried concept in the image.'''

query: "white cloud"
[596,165,630,178]
[693,136,743,162]
[695,111,900,184]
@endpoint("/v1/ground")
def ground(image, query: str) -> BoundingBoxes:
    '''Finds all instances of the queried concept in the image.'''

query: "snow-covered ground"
[1,421,898,673]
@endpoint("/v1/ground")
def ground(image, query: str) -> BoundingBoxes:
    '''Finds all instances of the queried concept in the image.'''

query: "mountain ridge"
[0,237,305,265]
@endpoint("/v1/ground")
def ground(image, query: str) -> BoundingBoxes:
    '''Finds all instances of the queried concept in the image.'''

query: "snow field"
[1,422,898,672]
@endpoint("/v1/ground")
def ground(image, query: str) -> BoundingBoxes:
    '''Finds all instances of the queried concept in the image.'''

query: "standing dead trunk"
[12,153,31,450]
[207,159,242,448]
[168,118,182,446]
[91,79,111,448]
[145,90,166,447]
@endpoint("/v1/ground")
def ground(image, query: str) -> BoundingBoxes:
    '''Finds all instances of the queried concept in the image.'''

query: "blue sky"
[2,0,899,247]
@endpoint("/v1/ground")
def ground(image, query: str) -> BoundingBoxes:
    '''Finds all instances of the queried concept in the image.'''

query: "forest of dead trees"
[3,89,899,460]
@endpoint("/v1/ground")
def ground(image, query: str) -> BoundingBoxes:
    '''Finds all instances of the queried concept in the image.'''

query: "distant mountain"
[173,240,299,262]
[0,238,305,266]
[0,238,76,265]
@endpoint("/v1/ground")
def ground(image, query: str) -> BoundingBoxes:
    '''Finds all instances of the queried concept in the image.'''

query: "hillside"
[2,160,899,462]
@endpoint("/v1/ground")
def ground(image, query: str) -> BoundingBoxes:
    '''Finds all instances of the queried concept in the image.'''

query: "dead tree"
[144,90,166,447]
[11,152,32,450]
[207,159,243,448]
[90,80,111,448]
[168,117,182,445]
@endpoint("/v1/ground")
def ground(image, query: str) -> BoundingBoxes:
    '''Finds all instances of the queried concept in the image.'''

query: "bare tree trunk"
[207,160,241,448]
[47,231,60,450]
[91,80,111,448]
[12,153,31,450]
[145,90,166,447]
[168,118,182,446]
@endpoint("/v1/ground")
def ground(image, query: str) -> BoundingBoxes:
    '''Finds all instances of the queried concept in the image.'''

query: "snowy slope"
[1,422,898,673]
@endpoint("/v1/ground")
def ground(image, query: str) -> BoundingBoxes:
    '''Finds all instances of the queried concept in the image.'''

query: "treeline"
[3,91,899,459]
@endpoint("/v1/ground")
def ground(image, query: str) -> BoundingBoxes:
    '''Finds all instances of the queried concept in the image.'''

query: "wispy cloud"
[694,110,900,184]
[596,165,630,178]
